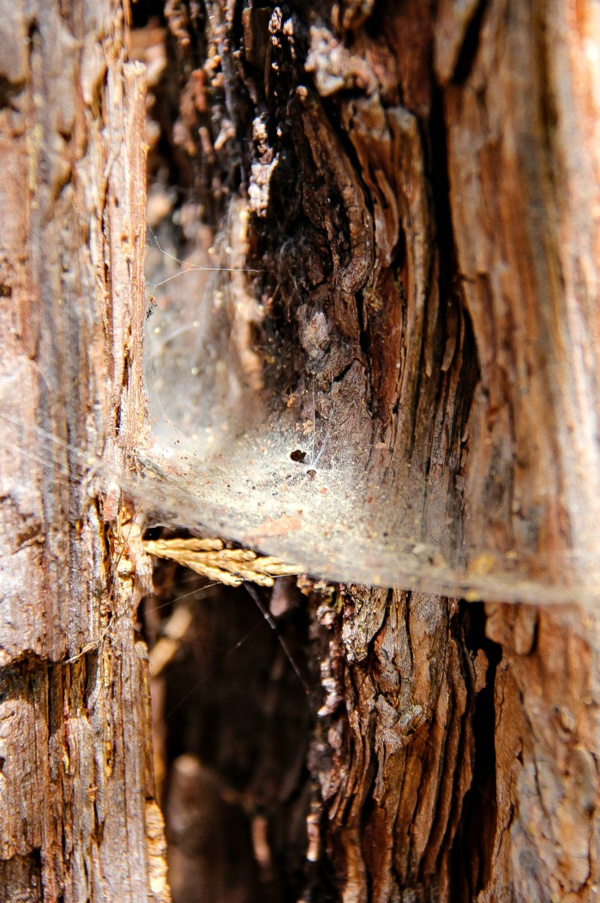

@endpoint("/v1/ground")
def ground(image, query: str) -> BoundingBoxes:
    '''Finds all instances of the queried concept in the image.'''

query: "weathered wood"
[0,1,168,900]
[438,4,600,897]
[3,0,598,899]
[154,2,600,901]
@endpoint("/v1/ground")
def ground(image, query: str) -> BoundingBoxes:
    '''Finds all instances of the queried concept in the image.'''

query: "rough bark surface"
[147,2,600,902]
[0,1,169,900]
[439,3,600,899]
[2,0,599,902]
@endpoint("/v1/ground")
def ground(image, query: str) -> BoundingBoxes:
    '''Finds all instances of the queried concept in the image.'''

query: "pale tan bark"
[0,1,168,900]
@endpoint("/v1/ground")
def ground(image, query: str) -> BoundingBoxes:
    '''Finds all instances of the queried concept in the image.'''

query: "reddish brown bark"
[148,2,600,901]
[0,1,168,900]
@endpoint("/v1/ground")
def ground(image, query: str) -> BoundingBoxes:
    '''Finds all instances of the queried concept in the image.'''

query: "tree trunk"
[148,2,600,901]
[2,1,600,902]
[0,1,169,900]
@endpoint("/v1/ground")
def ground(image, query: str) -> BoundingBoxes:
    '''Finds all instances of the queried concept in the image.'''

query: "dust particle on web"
[245,513,302,539]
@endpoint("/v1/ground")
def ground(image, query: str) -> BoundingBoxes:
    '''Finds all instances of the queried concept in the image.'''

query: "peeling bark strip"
[438,3,600,898]
[0,1,168,900]
[156,1,600,901]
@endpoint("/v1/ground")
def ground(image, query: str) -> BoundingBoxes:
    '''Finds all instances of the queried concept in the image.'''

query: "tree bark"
[2,1,600,902]
[0,1,169,900]
[150,2,600,902]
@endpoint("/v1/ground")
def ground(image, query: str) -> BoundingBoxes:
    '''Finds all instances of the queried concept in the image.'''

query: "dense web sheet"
[2,222,598,606]
[135,221,600,605]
